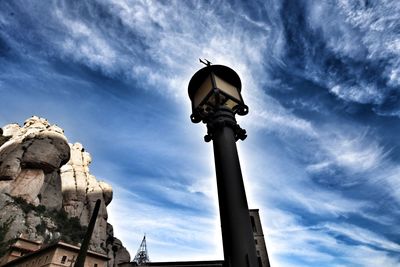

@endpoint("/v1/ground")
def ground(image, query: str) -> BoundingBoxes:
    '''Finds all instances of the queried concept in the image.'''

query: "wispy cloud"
[262,208,400,267]
[323,222,400,252]
[1,0,400,266]
[312,129,389,174]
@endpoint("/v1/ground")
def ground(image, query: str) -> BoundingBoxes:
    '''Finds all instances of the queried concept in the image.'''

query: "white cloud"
[305,0,400,104]
[245,92,318,137]
[349,245,400,267]
[260,208,400,267]
[324,222,400,252]
[315,129,388,173]
[54,6,118,72]
[330,83,385,105]
[50,0,271,104]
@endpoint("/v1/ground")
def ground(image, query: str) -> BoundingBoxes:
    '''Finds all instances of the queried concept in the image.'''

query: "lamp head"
[188,64,248,123]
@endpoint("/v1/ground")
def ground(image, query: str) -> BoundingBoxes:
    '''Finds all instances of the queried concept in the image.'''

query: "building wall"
[1,241,109,267]
[0,238,43,266]
[52,246,106,267]
[0,248,27,265]
[2,250,55,267]
[249,209,270,267]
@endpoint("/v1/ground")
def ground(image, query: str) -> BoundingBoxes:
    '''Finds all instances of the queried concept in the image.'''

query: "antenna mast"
[133,235,150,265]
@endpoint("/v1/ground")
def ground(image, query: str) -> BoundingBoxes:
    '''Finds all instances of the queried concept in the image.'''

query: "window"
[258,256,263,267]
[61,255,67,264]
[245,254,250,267]
[250,216,257,232]
[94,264,98,267]
[255,239,258,244]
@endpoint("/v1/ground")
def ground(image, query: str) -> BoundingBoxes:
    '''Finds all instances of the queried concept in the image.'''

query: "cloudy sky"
[1,0,400,266]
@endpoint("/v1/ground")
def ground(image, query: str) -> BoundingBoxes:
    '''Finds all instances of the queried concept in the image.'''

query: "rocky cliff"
[0,116,130,266]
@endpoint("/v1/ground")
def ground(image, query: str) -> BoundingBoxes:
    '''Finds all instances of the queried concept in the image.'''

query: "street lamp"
[188,60,258,267]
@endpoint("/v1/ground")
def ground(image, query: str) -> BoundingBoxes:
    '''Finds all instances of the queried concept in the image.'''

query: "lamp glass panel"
[224,98,238,110]
[194,75,213,108]
[214,74,241,101]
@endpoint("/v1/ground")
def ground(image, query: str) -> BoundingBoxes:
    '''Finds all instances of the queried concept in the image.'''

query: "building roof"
[9,245,37,253]
[14,236,42,245]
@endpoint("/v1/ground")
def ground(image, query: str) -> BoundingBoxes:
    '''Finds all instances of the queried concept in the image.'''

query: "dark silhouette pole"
[188,62,258,267]
[209,108,258,267]
[74,199,101,267]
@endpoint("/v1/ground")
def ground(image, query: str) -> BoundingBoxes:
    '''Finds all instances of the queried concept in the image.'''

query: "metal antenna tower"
[133,235,150,265]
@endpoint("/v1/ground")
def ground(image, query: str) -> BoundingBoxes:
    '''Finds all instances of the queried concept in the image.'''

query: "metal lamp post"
[188,60,258,267]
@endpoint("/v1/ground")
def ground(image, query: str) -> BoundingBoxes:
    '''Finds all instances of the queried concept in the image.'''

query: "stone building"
[0,238,109,267]
[249,209,270,267]
[0,237,42,265]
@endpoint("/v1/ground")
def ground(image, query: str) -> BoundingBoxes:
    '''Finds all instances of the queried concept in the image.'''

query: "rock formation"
[0,116,130,266]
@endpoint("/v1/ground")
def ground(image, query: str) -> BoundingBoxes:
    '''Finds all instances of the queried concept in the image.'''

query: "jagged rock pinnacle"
[0,116,130,266]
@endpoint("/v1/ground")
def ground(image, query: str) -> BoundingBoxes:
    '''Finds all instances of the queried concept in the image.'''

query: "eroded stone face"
[61,142,114,253]
[9,169,45,206]
[0,116,130,265]
[0,116,69,217]
[0,116,70,181]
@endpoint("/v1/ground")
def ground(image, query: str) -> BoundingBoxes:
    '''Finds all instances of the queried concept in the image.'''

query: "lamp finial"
[199,58,212,67]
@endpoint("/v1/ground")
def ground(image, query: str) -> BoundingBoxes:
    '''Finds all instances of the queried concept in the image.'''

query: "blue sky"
[1,0,400,266]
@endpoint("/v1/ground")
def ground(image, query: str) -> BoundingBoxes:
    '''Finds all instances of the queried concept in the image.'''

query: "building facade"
[0,237,42,265]
[249,209,270,267]
[0,239,109,267]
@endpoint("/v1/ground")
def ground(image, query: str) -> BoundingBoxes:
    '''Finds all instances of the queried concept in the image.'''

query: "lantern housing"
[188,65,248,123]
